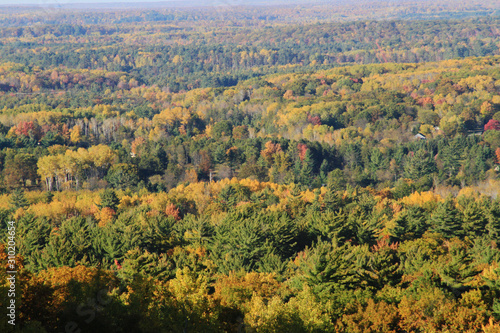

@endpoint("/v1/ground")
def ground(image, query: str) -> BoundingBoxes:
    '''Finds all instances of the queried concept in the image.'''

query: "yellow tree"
[69,125,83,144]
[37,155,60,191]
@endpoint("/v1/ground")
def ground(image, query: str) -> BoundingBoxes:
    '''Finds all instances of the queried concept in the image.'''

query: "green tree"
[459,197,488,238]
[106,163,139,190]
[440,140,462,180]
[403,149,436,181]
[430,197,462,238]
[326,169,347,191]
[300,149,314,185]
[440,114,465,137]
[10,187,29,210]
[3,152,38,188]
[99,189,120,211]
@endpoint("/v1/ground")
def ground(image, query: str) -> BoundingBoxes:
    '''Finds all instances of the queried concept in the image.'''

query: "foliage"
[1,2,500,331]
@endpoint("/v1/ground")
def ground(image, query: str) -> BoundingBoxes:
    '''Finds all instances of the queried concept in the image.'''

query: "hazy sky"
[0,0,289,6]
[1,0,176,4]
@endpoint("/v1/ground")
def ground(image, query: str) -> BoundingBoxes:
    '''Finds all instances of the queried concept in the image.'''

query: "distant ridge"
[1,0,326,8]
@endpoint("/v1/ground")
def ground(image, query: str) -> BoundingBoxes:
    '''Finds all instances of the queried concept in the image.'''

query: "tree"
[261,141,283,165]
[440,115,465,137]
[36,217,94,269]
[211,120,232,139]
[484,130,500,148]
[300,149,315,185]
[70,125,84,144]
[42,191,54,204]
[326,169,347,191]
[99,189,119,211]
[294,239,358,294]
[430,197,462,238]
[3,152,38,188]
[439,140,462,179]
[403,149,436,181]
[459,198,487,238]
[106,163,139,190]
[10,187,29,210]
[484,119,500,131]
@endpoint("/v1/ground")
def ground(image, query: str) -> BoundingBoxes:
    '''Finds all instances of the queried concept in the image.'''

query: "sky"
[0,0,182,4]
[0,0,310,6]
[1,0,167,3]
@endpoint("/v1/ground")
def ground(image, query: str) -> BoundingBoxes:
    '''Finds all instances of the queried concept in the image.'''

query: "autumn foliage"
[0,2,500,332]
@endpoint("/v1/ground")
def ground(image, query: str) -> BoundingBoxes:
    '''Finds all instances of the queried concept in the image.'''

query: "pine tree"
[397,206,428,240]
[460,199,487,238]
[119,248,172,281]
[37,217,94,270]
[322,188,342,211]
[94,225,126,264]
[403,149,436,181]
[440,140,462,179]
[486,200,500,239]
[296,239,359,293]
[308,209,350,242]
[326,169,347,191]
[258,250,287,275]
[369,148,387,173]
[43,191,54,204]
[343,143,362,169]
[17,216,51,270]
[355,242,402,290]
[99,189,120,211]
[9,187,28,210]
[430,197,462,238]
[437,239,478,296]
[300,149,314,185]
[319,159,329,184]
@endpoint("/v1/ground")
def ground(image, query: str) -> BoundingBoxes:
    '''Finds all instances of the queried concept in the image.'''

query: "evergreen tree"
[403,149,436,181]
[119,248,173,281]
[94,225,127,264]
[355,242,402,290]
[250,187,279,208]
[209,215,266,274]
[286,184,308,218]
[294,239,359,293]
[319,159,329,184]
[308,209,351,242]
[343,143,362,169]
[17,216,51,270]
[486,199,500,240]
[326,169,347,191]
[440,140,462,180]
[393,205,428,241]
[322,187,343,212]
[437,239,479,297]
[9,187,29,210]
[430,197,462,238]
[106,163,139,190]
[99,189,120,211]
[37,217,94,269]
[300,149,314,185]
[369,148,387,173]
[460,198,488,238]
[257,251,287,276]
[42,191,54,204]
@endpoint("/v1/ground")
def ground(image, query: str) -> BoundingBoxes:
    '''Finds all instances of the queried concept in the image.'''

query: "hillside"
[1,3,500,332]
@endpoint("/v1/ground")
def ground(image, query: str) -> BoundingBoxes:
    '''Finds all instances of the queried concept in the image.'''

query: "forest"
[1,0,500,332]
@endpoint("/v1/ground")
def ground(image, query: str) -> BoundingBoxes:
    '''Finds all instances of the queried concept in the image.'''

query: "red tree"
[495,148,500,164]
[484,119,500,131]
[15,121,41,139]
[297,143,308,161]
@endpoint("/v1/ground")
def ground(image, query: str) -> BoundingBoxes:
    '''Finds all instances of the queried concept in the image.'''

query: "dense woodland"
[2,1,500,332]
